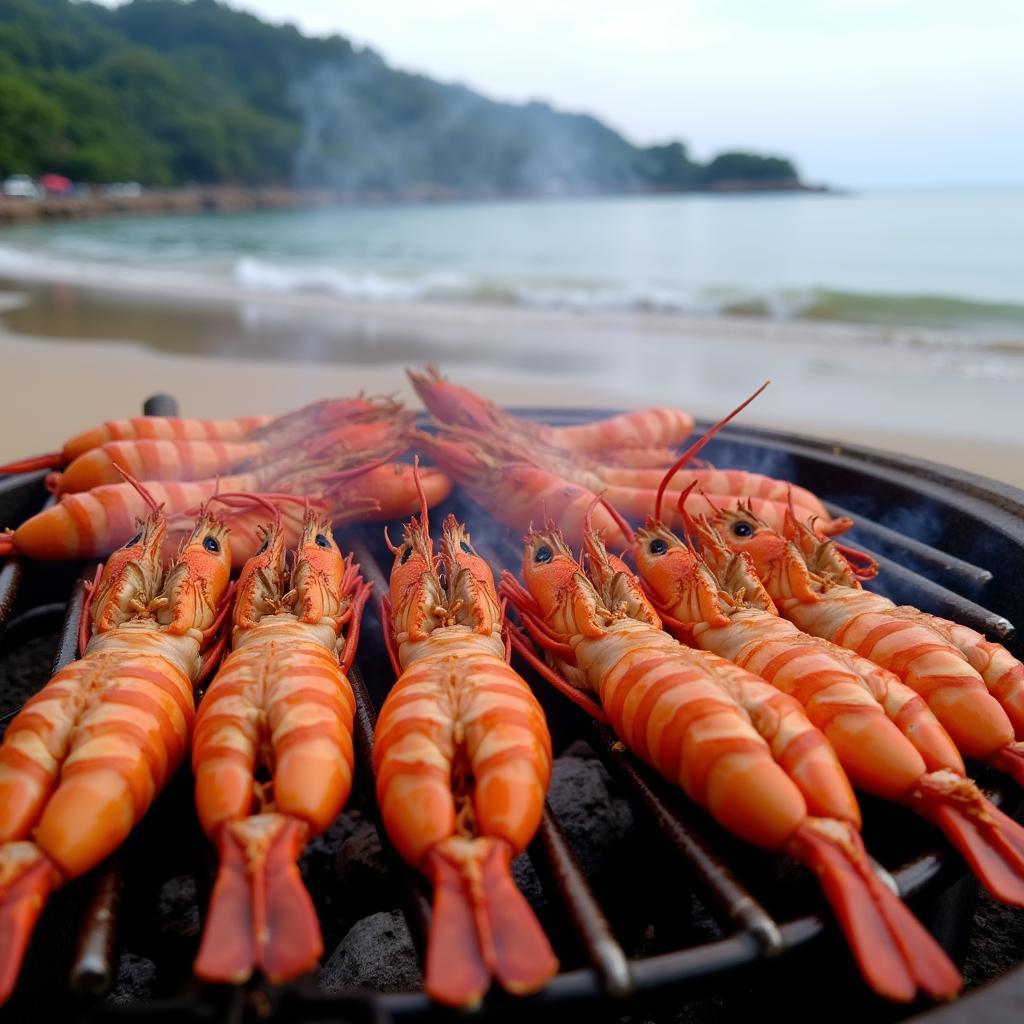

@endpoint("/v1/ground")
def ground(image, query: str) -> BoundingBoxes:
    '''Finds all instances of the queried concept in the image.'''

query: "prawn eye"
[534,545,553,564]
[731,522,755,539]
[460,540,472,554]
[315,533,330,548]
[649,538,668,555]
[125,532,142,548]
[400,547,413,565]
[203,536,221,553]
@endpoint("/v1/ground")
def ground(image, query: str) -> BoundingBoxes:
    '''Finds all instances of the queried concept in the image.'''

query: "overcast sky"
[171,2,1024,186]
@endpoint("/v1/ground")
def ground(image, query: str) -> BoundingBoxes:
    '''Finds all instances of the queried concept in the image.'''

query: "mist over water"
[0,188,1022,337]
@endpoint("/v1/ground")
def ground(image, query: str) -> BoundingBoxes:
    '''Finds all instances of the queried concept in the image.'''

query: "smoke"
[288,60,646,197]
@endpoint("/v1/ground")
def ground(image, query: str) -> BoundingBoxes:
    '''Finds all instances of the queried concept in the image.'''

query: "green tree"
[0,74,64,175]
[703,152,797,184]
[0,0,804,192]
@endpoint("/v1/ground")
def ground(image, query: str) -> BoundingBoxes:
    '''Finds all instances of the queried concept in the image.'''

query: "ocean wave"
[231,257,1024,338]
[233,256,752,314]
[233,256,474,302]
[1,242,1023,343]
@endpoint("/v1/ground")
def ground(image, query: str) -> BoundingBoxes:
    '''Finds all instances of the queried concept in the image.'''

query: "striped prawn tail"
[911,770,1024,906]
[788,818,961,1003]
[194,814,322,985]
[0,843,60,1004]
[424,836,558,1008]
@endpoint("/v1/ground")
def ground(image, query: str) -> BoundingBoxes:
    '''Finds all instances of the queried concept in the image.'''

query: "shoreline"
[1,264,1022,490]
[0,180,828,226]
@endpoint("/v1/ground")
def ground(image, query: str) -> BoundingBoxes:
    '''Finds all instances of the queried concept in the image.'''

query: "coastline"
[0,179,826,226]
[1,266,1021,489]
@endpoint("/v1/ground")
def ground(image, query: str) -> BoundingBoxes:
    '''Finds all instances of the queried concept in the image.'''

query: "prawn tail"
[424,836,558,1008]
[788,818,961,1003]
[912,770,1024,906]
[194,814,321,985]
[0,843,60,1005]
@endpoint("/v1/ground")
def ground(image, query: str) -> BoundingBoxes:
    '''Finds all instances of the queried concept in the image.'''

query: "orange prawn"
[719,504,1024,784]
[418,382,847,547]
[409,366,695,457]
[627,495,1024,907]
[52,401,411,494]
[1,444,449,562]
[373,473,557,1007]
[500,522,961,1003]
[0,498,232,1004]
[0,396,398,476]
[191,507,369,984]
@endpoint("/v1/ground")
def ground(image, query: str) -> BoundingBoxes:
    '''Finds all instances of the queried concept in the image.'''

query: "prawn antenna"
[654,381,770,523]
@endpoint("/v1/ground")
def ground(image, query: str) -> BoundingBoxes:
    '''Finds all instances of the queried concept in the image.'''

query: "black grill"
[1,397,1022,1024]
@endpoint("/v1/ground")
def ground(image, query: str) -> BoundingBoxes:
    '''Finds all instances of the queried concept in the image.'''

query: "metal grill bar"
[707,425,1024,555]
[49,572,90,681]
[63,394,184,997]
[859,544,1015,643]
[534,808,633,997]
[0,468,48,544]
[59,569,117,993]
[70,858,124,996]
[587,723,784,957]
[0,559,22,643]
[828,501,993,589]
[347,663,433,951]
[347,535,391,606]
[68,393,181,997]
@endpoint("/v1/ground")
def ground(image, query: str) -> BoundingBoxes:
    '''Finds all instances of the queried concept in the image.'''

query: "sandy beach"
[1,266,1022,489]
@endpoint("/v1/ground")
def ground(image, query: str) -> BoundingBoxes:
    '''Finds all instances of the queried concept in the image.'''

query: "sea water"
[0,188,1021,337]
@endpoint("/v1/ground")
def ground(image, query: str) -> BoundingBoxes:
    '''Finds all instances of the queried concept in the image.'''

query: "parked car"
[103,181,144,198]
[38,173,73,194]
[2,174,41,200]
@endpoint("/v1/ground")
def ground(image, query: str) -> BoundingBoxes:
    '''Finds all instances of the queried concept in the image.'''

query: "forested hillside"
[0,0,802,194]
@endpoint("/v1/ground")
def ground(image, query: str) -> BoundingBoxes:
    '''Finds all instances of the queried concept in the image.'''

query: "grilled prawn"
[409,366,696,458]
[192,509,369,984]
[0,449,451,565]
[415,380,848,549]
[0,501,231,1005]
[718,505,1024,784]
[374,485,557,1008]
[628,504,1024,906]
[52,399,410,494]
[0,396,395,477]
[500,524,961,1003]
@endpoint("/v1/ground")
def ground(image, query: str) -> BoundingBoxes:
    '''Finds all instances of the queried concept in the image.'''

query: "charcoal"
[964,890,1024,988]
[104,952,157,1007]
[154,874,200,939]
[332,817,391,907]
[511,851,546,912]
[308,813,397,950]
[546,755,635,879]
[0,634,53,739]
[560,738,598,760]
[302,809,369,901]
[318,910,422,993]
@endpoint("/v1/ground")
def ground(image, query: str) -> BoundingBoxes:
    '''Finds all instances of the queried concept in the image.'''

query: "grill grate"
[0,400,1022,1023]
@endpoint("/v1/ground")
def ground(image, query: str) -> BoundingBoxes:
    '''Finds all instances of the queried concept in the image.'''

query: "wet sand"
[1,272,1022,489]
